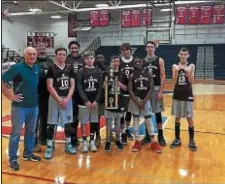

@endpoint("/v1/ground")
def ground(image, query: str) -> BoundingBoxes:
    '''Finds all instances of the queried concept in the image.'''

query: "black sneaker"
[170,138,182,149]
[9,160,19,171]
[121,133,128,145]
[126,129,134,140]
[141,136,151,145]
[189,139,197,152]
[23,154,41,162]
[115,141,124,151]
[104,142,111,152]
[158,136,166,147]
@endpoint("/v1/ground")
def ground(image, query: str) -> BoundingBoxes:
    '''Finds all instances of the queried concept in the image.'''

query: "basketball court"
[2,81,225,184]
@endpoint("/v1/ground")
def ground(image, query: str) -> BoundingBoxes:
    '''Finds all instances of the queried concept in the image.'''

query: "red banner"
[89,11,99,27]
[99,10,109,26]
[142,9,152,26]
[121,10,131,27]
[212,5,225,24]
[188,6,200,24]
[68,13,77,37]
[200,5,212,24]
[131,10,141,27]
[176,7,187,24]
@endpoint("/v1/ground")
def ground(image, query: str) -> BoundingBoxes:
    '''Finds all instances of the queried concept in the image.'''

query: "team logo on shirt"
[84,76,98,92]
[144,64,157,77]
[135,75,148,90]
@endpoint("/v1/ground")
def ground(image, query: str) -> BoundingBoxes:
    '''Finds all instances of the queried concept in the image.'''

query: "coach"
[2,47,42,171]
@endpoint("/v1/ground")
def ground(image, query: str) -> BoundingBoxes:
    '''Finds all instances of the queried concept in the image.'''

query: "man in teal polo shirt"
[2,47,42,171]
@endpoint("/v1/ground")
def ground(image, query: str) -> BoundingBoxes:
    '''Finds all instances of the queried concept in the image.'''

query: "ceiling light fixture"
[160,8,172,12]
[95,4,109,8]
[50,15,62,19]
[28,8,42,13]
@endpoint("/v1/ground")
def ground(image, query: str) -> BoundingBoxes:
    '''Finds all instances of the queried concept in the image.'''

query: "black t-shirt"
[143,56,161,86]
[65,54,84,73]
[131,70,153,100]
[47,64,74,97]
[173,64,194,102]
[76,67,103,105]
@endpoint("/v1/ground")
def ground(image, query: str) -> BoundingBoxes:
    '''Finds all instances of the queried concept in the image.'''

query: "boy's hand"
[92,101,98,108]
[85,101,92,109]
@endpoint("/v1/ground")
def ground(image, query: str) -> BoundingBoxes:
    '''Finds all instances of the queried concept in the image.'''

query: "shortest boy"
[128,58,162,153]
[104,56,125,152]
[76,51,103,153]
[45,48,76,159]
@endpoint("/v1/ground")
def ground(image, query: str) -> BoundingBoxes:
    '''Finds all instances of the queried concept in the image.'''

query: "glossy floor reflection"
[2,82,225,184]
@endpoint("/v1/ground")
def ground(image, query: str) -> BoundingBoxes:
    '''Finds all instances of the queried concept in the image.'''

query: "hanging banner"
[121,10,132,27]
[188,6,200,25]
[131,10,141,27]
[99,10,109,26]
[200,5,212,24]
[89,11,99,27]
[212,4,225,24]
[142,9,152,26]
[176,7,187,24]
[68,13,77,37]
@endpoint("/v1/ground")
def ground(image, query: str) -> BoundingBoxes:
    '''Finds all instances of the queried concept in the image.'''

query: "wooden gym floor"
[1,81,225,184]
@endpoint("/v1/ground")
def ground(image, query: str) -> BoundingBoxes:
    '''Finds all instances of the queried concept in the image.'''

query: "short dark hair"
[134,57,142,62]
[68,41,80,49]
[179,47,189,53]
[55,47,67,55]
[83,51,95,59]
[146,41,156,47]
[110,55,120,61]
[120,42,132,51]
[95,52,104,57]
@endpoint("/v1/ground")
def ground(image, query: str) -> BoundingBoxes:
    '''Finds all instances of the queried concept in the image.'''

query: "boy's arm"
[143,74,154,103]
[128,74,139,105]
[172,64,179,84]
[94,70,103,103]
[159,58,166,94]
[185,64,195,84]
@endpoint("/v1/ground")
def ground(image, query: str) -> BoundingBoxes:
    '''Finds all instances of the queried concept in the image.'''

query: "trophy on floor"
[104,68,119,109]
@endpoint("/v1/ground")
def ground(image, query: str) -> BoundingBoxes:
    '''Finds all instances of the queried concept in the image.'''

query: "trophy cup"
[104,68,118,109]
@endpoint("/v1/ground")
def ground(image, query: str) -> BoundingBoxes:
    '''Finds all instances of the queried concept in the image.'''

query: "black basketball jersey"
[47,64,74,97]
[132,70,152,100]
[143,56,161,86]
[66,54,84,73]
[173,64,194,102]
[119,56,135,85]
[76,67,103,104]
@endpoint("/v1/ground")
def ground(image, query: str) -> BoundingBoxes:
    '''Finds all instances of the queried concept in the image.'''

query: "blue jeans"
[9,106,38,162]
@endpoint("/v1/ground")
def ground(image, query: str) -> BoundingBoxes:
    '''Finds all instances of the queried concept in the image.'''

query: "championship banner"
[187,6,200,25]
[89,10,99,27]
[212,4,225,24]
[121,10,132,27]
[68,13,77,37]
[176,7,187,24]
[99,10,109,26]
[27,32,54,48]
[199,5,212,24]
[131,10,141,27]
[142,9,152,26]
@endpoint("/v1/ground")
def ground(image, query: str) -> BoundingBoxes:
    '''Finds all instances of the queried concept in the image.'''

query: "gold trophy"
[104,68,118,109]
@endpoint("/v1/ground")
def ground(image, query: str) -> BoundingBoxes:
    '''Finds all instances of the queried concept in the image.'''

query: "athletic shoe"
[158,136,166,147]
[115,141,124,151]
[34,144,42,153]
[65,143,77,154]
[89,140,98,152]
[141,136,152,145]
[150,141,162,153]
[45,146,53,159]
[189,139,197,152]
[132,140,142,152]
[121,133,128,145]
[82,141,89,153]
[23,154,41,161]
[104,142,111,152]
[170,138,182,149]
[9,160,19,171]
[126,129,134,140]
[95,135,101,148]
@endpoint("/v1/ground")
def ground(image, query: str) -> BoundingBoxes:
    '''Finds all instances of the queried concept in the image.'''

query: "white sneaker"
[89,140,97,152]
[82,141,89,153]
